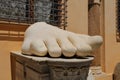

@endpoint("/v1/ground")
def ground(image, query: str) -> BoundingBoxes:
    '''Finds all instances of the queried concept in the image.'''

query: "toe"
[69,36,92,57]
[30,39,47,56]
[77,34,103,50]
[57,38,76,57]
[21,39,32,55]
[45,38,62,57]
[76,44,93,57]
[89,36,103,49]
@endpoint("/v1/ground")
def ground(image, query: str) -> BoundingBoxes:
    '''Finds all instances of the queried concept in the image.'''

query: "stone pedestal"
[11,51,94,80]
[48,58,93,80]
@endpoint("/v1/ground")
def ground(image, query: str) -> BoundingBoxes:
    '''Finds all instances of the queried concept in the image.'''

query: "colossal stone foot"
[21,22,103,57]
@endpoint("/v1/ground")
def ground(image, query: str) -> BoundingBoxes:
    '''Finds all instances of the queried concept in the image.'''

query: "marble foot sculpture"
[22,22,103,57]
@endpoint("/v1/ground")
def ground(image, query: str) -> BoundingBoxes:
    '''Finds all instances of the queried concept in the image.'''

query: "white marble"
[21,22,103,57]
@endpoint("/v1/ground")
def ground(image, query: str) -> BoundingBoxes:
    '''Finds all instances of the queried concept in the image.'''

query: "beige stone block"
[94,73,112,80]
[88,66,112,80]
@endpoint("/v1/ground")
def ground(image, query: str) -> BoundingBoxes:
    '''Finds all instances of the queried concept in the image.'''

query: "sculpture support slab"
[48,58,93,80]
[11,51,94,80]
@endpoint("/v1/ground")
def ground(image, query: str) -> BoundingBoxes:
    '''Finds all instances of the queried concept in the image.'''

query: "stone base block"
[11,51,93,80]
[94,73,112,80]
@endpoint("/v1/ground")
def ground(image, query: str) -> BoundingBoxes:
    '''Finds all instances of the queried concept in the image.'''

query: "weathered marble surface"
[34,0,52,22]
[0,0,26,21]
[0,0,52,22]
[22,22,103,57]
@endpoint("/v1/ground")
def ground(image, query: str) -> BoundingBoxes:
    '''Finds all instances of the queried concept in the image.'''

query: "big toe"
[69,35,92,57]
[88,36,103,49]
